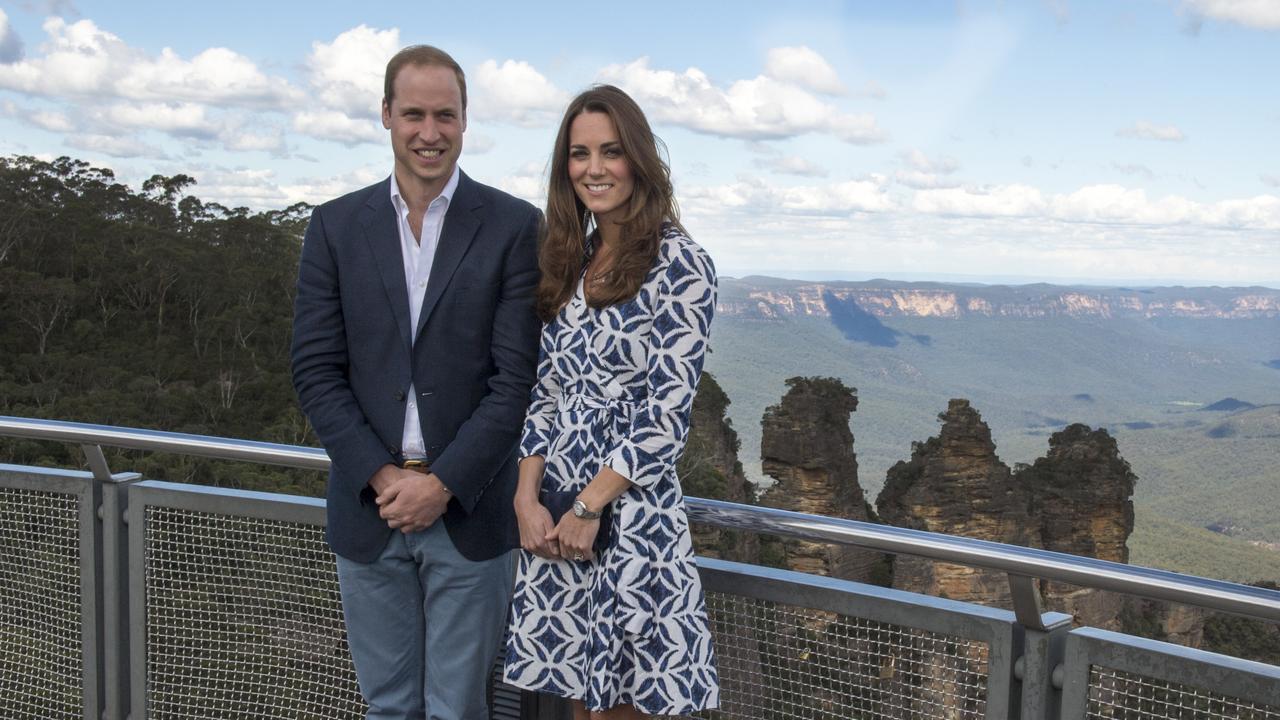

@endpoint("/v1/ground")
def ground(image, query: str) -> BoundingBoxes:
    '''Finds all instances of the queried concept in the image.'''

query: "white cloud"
[1261,174,1280,188]
[124,46,301,109]
[1116,120,1186,142]
[1049,184,1195,224]
[192,167,288,208]
[496,161,547,205]
[0,18,300,109]
[912,182,1280,229]
[29,109,73,132]
[597,57,887,144]
[221,127,287,154]
[0,9,24,63]
[466,133,495,155]
[685,175,893,215]
[292,110,383,146]
[690,201,1278,286]
[306,25,399,117]
[499,173,544,205]
[894,149,960,189]
[278,165,386,206]
[102,102,219,138]
[7,95,289,155]
[763,46,846,95]
[66,133,168,159]
[170,164,379,210]
[1181,0,1280,30]
[754,155,829,177]
[901,148,959,174]
[913,184,1046,217]
[471,59,570,127]
[895,170,962,190]
[1,101,74,132]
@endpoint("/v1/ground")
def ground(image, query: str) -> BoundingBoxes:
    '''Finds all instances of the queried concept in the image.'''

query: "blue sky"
[1,0,1278,285]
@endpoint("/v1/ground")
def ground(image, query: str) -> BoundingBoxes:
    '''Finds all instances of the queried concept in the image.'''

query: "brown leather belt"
[400,459,431,474]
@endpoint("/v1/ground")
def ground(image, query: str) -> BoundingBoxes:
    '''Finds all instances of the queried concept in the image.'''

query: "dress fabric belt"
[557,390,666,637]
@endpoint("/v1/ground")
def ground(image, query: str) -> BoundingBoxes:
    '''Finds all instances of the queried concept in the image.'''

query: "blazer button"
[394,390,406,401]
[387,445,400,456]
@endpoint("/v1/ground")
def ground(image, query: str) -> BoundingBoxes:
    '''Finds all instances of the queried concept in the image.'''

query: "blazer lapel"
[416,171,482,337]
[360,180,413,353]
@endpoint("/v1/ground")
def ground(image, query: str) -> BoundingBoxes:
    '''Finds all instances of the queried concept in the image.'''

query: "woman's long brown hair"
[535,85,682,322]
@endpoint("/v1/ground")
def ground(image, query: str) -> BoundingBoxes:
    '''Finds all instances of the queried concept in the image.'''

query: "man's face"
[382,63,466,202]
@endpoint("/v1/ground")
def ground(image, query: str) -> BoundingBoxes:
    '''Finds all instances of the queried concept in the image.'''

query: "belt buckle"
[400,458,430,473]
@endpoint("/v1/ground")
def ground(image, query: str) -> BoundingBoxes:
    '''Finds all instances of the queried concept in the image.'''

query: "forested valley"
[0,155,322,494]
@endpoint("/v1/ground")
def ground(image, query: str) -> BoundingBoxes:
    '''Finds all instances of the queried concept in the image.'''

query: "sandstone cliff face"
[1122,598,1206,649]
[876,399,1039,607]
[759,377,881,582]
[1018,424,1136,630]
[680,371,759,564]
[716,280,1280,320]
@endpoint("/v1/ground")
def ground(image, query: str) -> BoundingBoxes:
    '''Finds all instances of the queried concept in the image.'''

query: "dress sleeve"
[520,322,562,459]
[606,240,717,489]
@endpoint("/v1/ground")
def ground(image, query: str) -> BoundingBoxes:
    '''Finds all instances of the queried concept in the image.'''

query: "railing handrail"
[0,415,330,470]
[3,414,1278,624]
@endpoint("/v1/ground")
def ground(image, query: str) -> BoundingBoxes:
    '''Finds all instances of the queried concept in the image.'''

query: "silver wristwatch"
[572,498,603,520]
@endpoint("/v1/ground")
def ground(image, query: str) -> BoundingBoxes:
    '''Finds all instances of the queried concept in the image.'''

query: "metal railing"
[1,415,1278,720]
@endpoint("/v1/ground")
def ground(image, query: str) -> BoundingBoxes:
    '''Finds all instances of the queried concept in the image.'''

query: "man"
[291,45,541,720]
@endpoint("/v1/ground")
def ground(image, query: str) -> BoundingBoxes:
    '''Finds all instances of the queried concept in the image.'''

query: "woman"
[503,85,720,719]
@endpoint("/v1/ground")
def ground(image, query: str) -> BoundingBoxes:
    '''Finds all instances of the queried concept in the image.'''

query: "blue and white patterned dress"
[503,224,720,715]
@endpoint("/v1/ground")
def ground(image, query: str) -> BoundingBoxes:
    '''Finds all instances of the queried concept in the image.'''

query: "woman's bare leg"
[571,699,591,720]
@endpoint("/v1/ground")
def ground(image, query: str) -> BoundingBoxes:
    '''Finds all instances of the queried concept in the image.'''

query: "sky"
[1,0,1278,286]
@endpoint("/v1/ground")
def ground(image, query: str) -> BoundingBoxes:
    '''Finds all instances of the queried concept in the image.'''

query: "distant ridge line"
[725,275,1280,291]
[718,278,1280,320]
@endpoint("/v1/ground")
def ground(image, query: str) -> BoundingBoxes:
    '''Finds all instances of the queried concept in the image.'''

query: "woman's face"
[567,111,635,230]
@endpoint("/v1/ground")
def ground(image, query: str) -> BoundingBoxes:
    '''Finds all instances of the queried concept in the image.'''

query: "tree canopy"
[0,155,322,494]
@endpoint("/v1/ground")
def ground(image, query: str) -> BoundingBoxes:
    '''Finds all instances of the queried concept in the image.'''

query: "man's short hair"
[384,45,468,111]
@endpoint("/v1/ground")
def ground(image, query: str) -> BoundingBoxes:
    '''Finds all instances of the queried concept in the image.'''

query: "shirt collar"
[389,165,461,214]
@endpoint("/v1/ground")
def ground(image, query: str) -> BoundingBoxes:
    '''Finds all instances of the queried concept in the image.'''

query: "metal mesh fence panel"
[690,590,991,720]
[0,486,84,720]
[143,505,364,719]
[1085,665,1280,720]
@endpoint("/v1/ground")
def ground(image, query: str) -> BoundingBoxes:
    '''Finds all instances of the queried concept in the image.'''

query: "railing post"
[100,471,140,720]
[1017,612,1073,720]
[81,444,141,720]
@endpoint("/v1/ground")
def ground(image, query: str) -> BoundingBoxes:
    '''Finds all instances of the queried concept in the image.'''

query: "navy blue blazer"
[291,171,542,563]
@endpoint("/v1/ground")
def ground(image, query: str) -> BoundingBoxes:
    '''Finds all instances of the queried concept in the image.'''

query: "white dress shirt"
[390,166,461,458]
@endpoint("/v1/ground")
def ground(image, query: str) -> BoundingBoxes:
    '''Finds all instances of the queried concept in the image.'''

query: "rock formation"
[877,404,1144,636]
[1018,424,1136,629]
[759,376,882,583]
[680,371,759,564]
[876,399,1040,607]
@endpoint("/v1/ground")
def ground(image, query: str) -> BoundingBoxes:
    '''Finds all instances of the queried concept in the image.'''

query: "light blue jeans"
[337,521,515,720]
